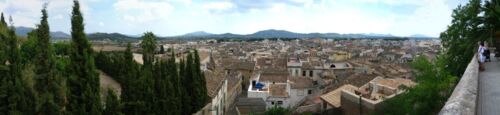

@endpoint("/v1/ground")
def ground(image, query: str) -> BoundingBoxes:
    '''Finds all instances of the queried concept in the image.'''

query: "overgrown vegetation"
[383,56,457,115]
[264,106,291,115]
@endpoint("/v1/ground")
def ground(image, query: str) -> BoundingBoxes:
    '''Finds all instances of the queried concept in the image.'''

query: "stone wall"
[439,55,478,115]
[294,103,321,113]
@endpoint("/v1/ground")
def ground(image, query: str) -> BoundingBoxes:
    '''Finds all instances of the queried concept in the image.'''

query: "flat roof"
[320,84,358,108]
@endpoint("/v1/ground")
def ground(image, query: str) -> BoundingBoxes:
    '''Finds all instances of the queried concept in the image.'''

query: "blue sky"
[0,0,468,37]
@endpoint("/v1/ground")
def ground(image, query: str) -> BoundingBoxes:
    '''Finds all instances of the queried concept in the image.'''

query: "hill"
[167,29,418,39]
[87,32,138,42]
[15,26,70,39]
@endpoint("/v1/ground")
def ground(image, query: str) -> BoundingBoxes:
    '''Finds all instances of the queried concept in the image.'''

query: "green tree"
[0,12,9,114]
[104,89,122,115]
[440,0,483,76]
[141,32,156,68]
[168,50,182,115]
[179,58,192,114]
[33,5,66,114]
[193,49,208,108]
[131,32,157,114]
[0,13,5,25]
[20,30,37,64]
[484,0,500,51]
[384,56,457,115]
[67,0,102,114]
[264,106,291,115]
[53,42,71,56]
[159,45,165,54]
[186,52,196,113]
[4,16,37,115]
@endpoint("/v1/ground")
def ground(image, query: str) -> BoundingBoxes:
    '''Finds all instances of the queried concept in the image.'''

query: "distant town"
[91,37,440,114]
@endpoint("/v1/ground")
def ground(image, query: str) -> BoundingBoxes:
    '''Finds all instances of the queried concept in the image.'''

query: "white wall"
[211,80,227,115]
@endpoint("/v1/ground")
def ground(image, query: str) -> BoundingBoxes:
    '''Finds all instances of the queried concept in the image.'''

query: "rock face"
[439,55,478,115]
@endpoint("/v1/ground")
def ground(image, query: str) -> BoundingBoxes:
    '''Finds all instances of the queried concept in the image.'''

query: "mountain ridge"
[14,26,436,40]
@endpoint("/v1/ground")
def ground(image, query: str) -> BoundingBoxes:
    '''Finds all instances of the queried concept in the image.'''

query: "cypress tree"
[193,50,208,109]
[0,13,5,26]
[159,45,164,54]
[179,58,192,114]
[67,0,101,114]
[169,50,181,115]
[139,32,156,113]
[121,42,135,101]
[34,4,65,114]
[104,89,121,115]
[0,12,9,114]
[152,59,171,114]
[186,52,197,113]
[5,16,37,115]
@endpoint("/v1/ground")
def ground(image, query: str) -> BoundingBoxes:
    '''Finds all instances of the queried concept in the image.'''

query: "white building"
[247,71,315,109]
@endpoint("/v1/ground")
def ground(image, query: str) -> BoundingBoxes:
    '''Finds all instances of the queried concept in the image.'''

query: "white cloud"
[113,0,174,23]
[52,14,63,20]
[0,0,91,30]
[203,1,235,12]
[169,0,191,5]
[353,0,421,6]
[98,22,104,27]
[0,0,467,37]
[382,0,457,37]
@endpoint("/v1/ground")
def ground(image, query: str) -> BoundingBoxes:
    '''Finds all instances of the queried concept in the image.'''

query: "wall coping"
[439,55,478,115]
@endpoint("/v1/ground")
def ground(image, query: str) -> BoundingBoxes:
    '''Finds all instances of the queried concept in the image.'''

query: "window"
[271,101,275,105]
[309,70,313,77]
[302,71,306,76]
[330,64,336,68]
[308,90,312,94]
[277,101,283,105]
[297,90,304,96]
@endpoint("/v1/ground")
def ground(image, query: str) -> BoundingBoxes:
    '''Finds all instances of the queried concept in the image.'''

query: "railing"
[439,54,479,115]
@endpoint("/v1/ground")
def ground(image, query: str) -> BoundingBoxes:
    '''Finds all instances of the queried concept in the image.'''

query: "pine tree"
[67,0,101,114]
[34,5,65,114]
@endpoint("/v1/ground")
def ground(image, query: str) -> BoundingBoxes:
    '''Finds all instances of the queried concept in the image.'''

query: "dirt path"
[98,70,122,98]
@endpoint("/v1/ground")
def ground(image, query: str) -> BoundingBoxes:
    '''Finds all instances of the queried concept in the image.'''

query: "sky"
[0,0,469,37]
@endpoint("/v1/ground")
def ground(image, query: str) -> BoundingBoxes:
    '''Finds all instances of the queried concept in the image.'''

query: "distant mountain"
[51,31,71,39]
[408,34,435,38]
[182,31,213,37]
[14,26,34,37]
[87,32,138,41]
[249,29,303,38]
[14,26,431,41]
[363,33,395,38]
[170,29,410,39]
[14,26,70,39]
